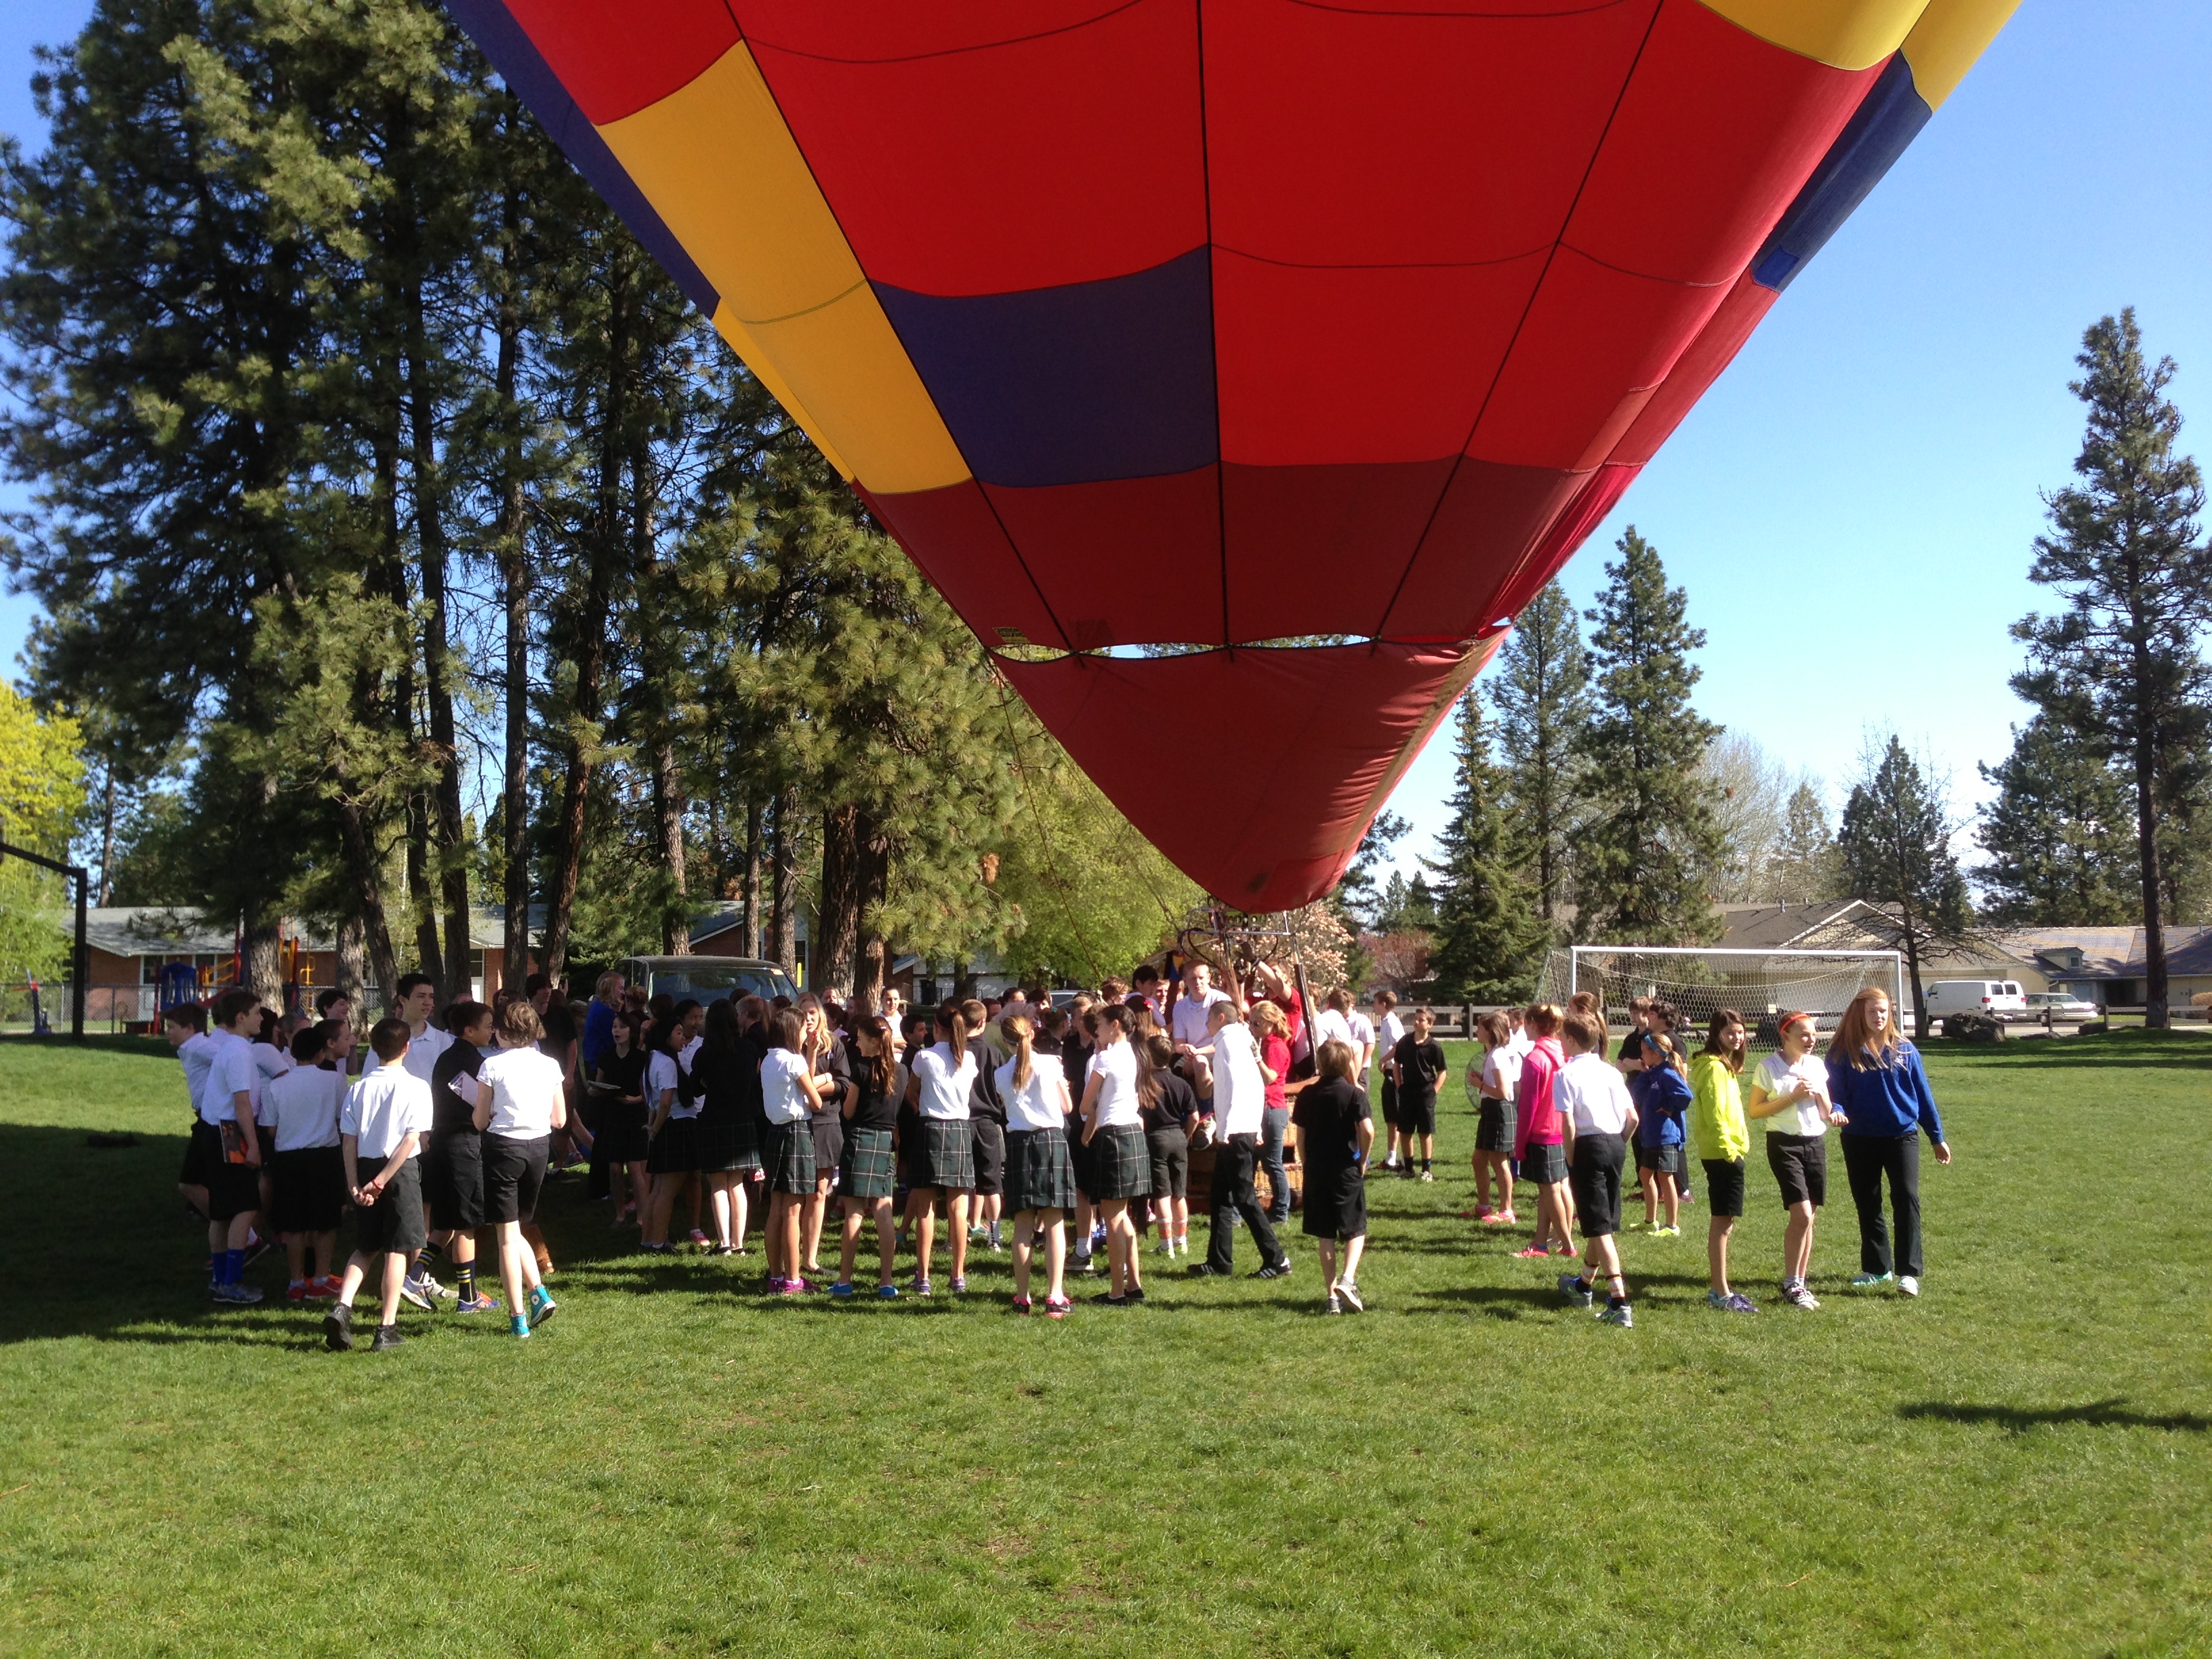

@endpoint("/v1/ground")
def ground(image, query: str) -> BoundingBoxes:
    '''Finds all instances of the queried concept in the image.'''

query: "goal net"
[1532,947,1904,1047]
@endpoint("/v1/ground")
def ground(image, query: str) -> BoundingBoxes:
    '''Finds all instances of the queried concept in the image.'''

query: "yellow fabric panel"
[599,45,968,495]
[1900,0,2023,107]
[710,308,854,481]
[1694,0,1930,70]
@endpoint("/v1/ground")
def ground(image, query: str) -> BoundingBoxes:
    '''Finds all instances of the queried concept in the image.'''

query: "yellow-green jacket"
[1688,1052,1748,1163]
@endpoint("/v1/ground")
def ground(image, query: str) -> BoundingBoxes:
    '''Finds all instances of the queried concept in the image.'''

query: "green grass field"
[1,1033,2207,1657]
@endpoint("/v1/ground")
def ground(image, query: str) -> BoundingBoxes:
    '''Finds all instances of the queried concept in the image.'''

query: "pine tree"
[1334,810,1409,933]
[1767,782,1845,903]
[1488,581,1591,924]
[1573,529,1725,944]
[1976,716,2137,924]
[1425,698,1549,1002]
[1839,737,1973,1036]
[2011,310,2212,1027]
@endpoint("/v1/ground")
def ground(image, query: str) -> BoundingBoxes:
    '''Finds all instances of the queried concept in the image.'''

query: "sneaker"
[1486,1211,1517,1226]
[1654,1225,1681,1237]
[949,1275,968,1294]
[510,1316,532,1340]
[777,1278,808,1296]
[307,1276,342,1300]
[1511,1247,1551,1260]
[1851,1271,1895,1290]
[1723,1292,1759,1313]
[1073,1251,1096,1275]
[1254,1261,1294,1280]
[1044,1294,1071,1319]
[1780,1280,1820,1311]
[876,1284,900,1300]
[243,1231,276,1268]
[1418,1168,1434,1183]
[1186,1262,1223,1277]
[1324,1294,1343,1314]
[687,1229,710,1247]
[968,1225,989,1244]
[1153,1238,1173,1255]
[455,1293,501,1314]
[1559,1273,1593,1307]
[371,1324,405,1352]
[1126,1286,1147,1305]
[763,1275,789,1293]
[1093,1292,1129,1307]
[909,1277,932,1297]
[830,1281,857,1298]
[1337,1281,1366,1313]
[214,1282,264,1305]
[1597,1300,1635,1328]
[417,1271,452,1299]
[1011,1295,1033,1315]
[528,1290,558,1329]
[323,1303,354,1351]
[287,1280,309,1304]
[1898,1275,1921,1298]
[398,1276,434,1313]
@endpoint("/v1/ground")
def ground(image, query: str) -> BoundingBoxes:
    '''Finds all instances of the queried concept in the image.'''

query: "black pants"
[1841,1133,1922,1278]
[1206,1134,1285,1274]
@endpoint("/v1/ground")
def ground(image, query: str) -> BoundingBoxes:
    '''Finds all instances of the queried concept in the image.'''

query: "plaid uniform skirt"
[1004,1126,1076,1216]
[646,1114,701,1175]
[913,1118,976,1191]
[840,1125,897,1202]
[697,1110,759,1174]
[763,1118,816,1195]
[1086,1124,1151,1201]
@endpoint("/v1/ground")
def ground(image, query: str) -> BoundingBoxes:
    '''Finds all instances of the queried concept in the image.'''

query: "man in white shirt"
[1189,1002,1290,1279]
[367,972,453,1086]
[1170,962,1232,1050]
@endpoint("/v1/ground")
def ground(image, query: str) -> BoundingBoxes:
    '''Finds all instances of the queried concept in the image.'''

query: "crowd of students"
[166,958,1948,1344]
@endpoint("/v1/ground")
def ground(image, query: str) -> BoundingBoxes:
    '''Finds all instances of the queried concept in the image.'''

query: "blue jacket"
[1631,1063,1689,1147]
[1826,1043,1945,1141]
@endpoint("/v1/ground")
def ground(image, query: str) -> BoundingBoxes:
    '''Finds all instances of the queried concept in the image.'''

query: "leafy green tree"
[1976,716,2137,924]
[1424,698,1548,1002]
[1488,580,1591,925]
[1839,737,1973,1036]
[2011,310,2212,1027]
[1573,529,1725,944]
[0,684,85,997]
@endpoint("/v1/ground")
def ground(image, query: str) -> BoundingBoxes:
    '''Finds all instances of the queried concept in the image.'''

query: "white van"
[1923,980,2028,1025]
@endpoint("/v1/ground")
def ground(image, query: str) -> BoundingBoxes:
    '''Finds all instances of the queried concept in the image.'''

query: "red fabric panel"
[1202,0,1658,266]
[1371,459,1586,640]
[983,468,1223,647]
[859,481,1067,650]
[1220,459,1456,642]
[1483,463,1641,628]
[1212,249,1543,468]
[1569,1,1881,285]
[741,0,1206,295]
[997,640,1493,910]
[1469,247,1730,472]
[1609,273,1778,466]
[503,0,737,125]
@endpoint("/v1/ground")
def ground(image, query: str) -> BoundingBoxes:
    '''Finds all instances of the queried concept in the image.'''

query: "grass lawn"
[1,1031,2207,1657]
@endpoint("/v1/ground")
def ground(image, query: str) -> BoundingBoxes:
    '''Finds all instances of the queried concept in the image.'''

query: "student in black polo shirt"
[1387,1008,1447,1182]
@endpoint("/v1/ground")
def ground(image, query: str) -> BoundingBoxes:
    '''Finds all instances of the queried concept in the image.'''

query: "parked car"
[615,955,799,1006]
[2022,989,2100,1020]
[1923,979,2029,1025]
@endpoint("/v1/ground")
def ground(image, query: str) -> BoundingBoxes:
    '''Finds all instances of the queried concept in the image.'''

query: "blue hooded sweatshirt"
[1824,1042,1944,1141]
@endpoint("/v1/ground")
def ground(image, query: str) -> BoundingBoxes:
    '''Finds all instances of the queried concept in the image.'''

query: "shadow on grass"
[1898,1397,2211,1433]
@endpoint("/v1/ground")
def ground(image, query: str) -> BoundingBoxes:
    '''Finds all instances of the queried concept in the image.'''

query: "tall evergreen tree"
[1976,716,2137,925]
[1839,737,1973,1036]
[1334,809,1409,933]
[1425,698,1549,1002]
[1767,782,1845,903]
[1488,580,1591,924]
[2011,310,2212,1027]
[1573,529,1725,944]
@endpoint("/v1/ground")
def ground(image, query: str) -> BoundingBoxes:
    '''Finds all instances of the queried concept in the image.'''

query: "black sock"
[1421,1158,1432,1172]
[411,1245,436,1277]
[455,1261,476,1300]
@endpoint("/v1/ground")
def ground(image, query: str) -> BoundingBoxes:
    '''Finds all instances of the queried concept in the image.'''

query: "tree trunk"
[407,789,442,984]
[541,246,632,984]
[335,912,367,1018]
[768,791,798,977]
[334,794,399,1001]
[816,802,861,999]
[655,733,689,954]
[409,325,470,1002]
[244,918,285,1010]
[954,960,977,1002]
[852,813,890,1010]
[493,176,533,998]
[2137,732,2169,1028]
[743,798,762,957]
[97,766,116,905]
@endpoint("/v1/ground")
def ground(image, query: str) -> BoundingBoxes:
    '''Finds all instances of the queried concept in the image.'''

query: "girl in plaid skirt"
[907,1003,979,1296]
[1078,1004,1150,1306]
[832,1016,902,1298]
[760,1009,827,1294]
[997,1012,1075,1317]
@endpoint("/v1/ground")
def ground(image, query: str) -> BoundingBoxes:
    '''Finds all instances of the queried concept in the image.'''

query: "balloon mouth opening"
[985,632,1489,664]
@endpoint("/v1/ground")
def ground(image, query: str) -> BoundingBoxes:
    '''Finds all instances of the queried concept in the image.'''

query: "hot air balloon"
[444,0,2018,912]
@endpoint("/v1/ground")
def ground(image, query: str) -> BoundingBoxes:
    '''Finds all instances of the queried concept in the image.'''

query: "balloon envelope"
[446,0,2016,912]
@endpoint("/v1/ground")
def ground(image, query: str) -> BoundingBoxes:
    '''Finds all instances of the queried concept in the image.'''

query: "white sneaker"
[1154,1239,1172,1255]
[1898,1275,1920,1298]
[398,1277,433,1312]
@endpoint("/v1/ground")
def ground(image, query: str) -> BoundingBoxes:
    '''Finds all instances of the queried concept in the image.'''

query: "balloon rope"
[991,682,1105,989]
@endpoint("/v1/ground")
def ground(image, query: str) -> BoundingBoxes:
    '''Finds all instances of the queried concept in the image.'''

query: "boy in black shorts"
[1387,1007,1446,1182]
[327,1019,432,1353]
[1294,1039,1374,1313]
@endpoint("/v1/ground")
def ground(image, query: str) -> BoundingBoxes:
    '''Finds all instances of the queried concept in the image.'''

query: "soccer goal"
[1533,946,1905,1046]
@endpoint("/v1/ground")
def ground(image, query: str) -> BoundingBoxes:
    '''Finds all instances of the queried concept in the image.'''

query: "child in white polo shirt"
[1553,1010,1640,1328]
[325,1019,432,1353]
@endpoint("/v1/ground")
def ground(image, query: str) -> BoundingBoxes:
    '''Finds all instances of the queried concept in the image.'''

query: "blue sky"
[5,3,2210,885]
